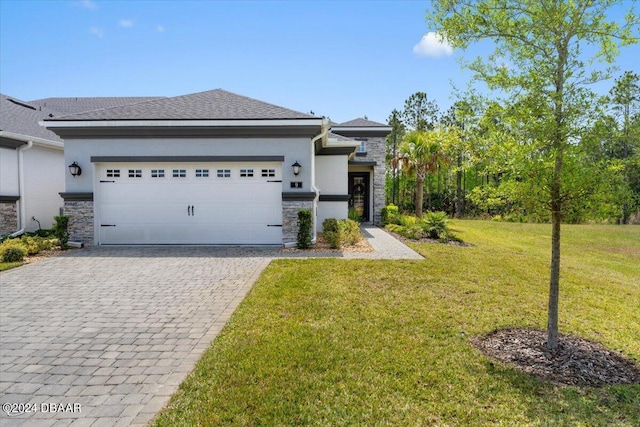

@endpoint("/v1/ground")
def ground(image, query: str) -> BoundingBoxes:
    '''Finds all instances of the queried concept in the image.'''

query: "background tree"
[395,129,451,217]
[402,92,440,131]
[428,0,638,349]
[386,109,406,205]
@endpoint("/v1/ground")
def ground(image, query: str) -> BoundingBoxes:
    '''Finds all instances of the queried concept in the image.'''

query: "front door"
[348,172,370,222]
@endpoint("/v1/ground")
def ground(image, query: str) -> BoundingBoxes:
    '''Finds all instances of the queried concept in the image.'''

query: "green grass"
[154,221,640,426]
[0,261,23,271]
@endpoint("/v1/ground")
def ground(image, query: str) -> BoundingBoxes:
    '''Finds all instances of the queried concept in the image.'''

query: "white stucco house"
[0,94,65,236]
[40,89,391,246]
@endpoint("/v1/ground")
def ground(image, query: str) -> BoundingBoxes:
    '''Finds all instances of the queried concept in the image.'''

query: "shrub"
[1,242,27,262]
[322,218,362,248]
[423,211,450,239]
[322,218,341,249]
[348,208,361,223]
[296,209,313,249]
[381,204,399,225]
[53,215,69,248]
[340,219,361,245]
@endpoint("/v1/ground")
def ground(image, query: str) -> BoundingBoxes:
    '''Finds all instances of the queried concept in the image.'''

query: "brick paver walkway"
[0,247,273,427]
[0,228,420,426]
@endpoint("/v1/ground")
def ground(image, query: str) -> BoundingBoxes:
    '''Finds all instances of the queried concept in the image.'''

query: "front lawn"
[154,221,640,426]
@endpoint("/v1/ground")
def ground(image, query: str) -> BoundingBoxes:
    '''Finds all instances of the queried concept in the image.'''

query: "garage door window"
[195,169,210,177]
[217,169,231,178]
[240,168,254,177]
[128,169,142,178]
[173,169,186,178]
[151,169,165,178]
[106,169,120,178]
[261,169,276,177]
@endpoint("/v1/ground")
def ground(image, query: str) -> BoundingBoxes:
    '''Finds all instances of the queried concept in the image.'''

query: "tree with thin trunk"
[428,0,638,349]
[395,129,452,217]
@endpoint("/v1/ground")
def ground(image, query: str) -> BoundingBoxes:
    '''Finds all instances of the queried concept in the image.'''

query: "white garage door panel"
[97,163,282,245]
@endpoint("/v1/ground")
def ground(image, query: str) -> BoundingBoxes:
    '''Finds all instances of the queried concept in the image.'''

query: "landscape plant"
[296,210,312,249]
[428,0,638,349]
[53,215,69,248]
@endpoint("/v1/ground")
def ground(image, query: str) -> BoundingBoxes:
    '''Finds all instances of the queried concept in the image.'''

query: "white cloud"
[119,19,134,28]
[90,27,104,38]
[413,32,453,58]
[156,25,165,33]
[79,0,97,9]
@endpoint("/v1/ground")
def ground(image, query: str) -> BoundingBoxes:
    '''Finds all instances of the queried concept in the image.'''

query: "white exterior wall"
[23,146,65,231]
[63,137,313,194]
[315,155,349,231]
[315,155,347,194]
[317,202,347,231]
[0,148,19,195]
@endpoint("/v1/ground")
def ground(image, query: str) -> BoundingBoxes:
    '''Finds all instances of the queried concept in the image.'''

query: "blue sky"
[0,0,638,124]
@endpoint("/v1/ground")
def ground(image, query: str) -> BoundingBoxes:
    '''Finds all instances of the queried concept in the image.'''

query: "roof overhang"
[330,126,392,138]
[40,119,324,139]
[315,129,360,157]
[0,131,64,150]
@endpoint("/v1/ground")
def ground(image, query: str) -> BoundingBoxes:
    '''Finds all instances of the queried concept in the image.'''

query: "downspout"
[10,141,33,237]
[309,119,329,243]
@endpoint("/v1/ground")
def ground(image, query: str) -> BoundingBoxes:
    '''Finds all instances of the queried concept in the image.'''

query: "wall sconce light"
[291,161,301,176]
[68,161,82,177]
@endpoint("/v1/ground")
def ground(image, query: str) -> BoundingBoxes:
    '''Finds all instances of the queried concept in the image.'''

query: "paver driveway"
[0,246,275,427]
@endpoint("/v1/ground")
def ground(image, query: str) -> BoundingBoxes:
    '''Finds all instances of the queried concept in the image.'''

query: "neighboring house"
[42,89,391,246]
[0,94,65,236]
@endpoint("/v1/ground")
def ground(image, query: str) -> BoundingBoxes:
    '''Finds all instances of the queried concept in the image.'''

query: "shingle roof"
[0,94,62,142]
[30,97,165,116]
[337,118,388,127]
[327,132,358,143]
[46,89,315,121]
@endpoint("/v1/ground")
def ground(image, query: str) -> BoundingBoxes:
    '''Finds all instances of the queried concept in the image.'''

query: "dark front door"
[348,172,370,221]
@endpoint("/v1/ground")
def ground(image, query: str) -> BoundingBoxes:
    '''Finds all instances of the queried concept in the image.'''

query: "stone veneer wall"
[282,199,315,245]
[64,200,94,244]
[351,135,386,226]
[0,202,18,236]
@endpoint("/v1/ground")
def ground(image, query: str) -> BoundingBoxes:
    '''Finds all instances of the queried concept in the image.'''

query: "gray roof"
[30,97,165,116]
[328,132,358,143]
[337,118,388,127]
[46,89,315,121]
[0,94,62,142]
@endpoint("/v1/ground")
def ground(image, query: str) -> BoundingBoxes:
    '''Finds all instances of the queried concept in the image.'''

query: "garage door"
[96,163,282,244]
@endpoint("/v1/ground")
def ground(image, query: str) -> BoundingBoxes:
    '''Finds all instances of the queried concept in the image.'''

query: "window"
[356,139,367,153]
[128,169,142,178]
[106,169,120,178]
[172,169,186,178]
[151,169,165,178]
[240,168,254,177]
[217,169,231,178]
[195,169,209,177]
[261,168,276,177]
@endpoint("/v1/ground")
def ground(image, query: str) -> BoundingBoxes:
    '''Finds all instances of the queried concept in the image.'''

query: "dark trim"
[319,194,351,202]
[316,147,356,155]
[60,192,94,201]
[282,192,316,201]
[349,160,377,166]
[0,138,27,149]
[355,152,367,157]
[91,156,285,163]
[47,126,321,139]
[0,195,20,202]
[331,129,391,137]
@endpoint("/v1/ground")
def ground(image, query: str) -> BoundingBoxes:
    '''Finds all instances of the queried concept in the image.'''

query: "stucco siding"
[0,148,19,196]
[317,201,347,232]
[315,155,348,194]
[64,137,313,194]
[24,146,65,231]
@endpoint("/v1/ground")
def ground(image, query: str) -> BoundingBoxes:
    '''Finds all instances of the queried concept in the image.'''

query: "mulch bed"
[472,327,640,387]
[280,232,374,254]
[385,229,474,247]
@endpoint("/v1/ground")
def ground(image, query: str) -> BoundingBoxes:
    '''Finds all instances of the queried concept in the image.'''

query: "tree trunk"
[547,198,561,349]
[416,176,424,218]
[455,152,463,218]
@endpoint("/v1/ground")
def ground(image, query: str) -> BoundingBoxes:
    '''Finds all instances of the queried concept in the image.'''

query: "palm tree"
[394,129,451,217]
